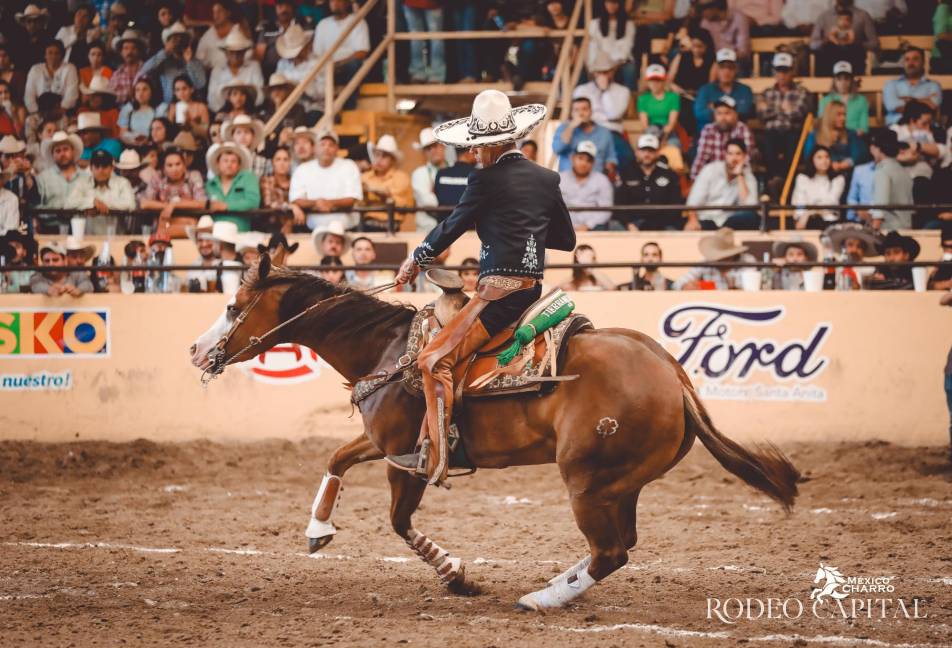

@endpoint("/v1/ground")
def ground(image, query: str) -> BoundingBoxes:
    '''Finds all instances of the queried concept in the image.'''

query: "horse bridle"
[201,280,398,385]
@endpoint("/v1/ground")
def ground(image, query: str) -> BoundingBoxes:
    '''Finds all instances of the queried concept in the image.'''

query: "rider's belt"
[476,275,538,302]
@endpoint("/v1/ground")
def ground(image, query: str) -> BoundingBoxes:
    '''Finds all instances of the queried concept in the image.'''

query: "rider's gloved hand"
[396,257,420,285]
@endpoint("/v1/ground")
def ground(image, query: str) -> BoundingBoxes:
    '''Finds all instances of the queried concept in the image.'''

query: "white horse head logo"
[811,563,849,602]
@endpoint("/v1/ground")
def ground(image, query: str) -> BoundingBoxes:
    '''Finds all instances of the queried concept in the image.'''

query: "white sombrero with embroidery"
[433,89,546,147]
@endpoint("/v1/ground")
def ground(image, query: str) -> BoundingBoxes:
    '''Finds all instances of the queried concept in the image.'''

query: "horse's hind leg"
[387,465,476,594]
[306,434,383,553]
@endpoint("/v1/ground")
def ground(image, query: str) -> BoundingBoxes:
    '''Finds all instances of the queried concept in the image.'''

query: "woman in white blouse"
[792,146,846,230]
[24,39,79,114]
[587,0,637,88]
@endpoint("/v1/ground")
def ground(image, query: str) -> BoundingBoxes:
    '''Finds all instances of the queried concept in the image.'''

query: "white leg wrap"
[547,555,592,586]
[304,473,341,539]
[406,528,462,584]
[518,567,597,610]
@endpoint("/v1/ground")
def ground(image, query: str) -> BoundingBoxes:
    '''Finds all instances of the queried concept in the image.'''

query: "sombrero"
[275,23,313,59]
[220,79,258,106]
[698,228,748,262]
[825,223,880,258]
[433,89,546,147]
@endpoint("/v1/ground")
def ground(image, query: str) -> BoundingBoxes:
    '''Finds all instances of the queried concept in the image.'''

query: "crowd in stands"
[0,0,950,295]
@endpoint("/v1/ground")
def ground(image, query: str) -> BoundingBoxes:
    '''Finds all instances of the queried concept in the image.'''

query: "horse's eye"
[227,304,240,317]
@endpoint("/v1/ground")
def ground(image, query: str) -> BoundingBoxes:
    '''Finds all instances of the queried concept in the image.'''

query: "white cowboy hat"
[0,135,26,155]
[433,90,546,148]
[41,131,84,162]
[114,148,143,170]
[275,23,314,59]
[112,28,146,51]
[291,125,318,145]
[219,30,254,52]
[161,22,190,45]
[205,141,252,174]
[311,221,351,254]
[367,134,402,161]
[587,51,617,74]
[236,231,269,255]
[698,228,748,262]
[186,215,217,244]
[76,112,110,133]
[64,235,97,261]
[210,220,240,246]
[222,115,265,149]
[267,72,294,88]
[412,127,438,150]
[219,79,258,106]
[15,4,48,23]
[80,74,116,97]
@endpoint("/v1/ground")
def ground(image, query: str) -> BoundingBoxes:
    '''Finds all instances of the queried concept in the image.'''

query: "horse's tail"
[679,374,800,512]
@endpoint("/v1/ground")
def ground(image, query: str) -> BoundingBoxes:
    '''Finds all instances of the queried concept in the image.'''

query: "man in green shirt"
[205,142,261,232]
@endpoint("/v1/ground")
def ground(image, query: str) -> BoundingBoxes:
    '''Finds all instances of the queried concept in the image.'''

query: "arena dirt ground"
[1,429,951,648]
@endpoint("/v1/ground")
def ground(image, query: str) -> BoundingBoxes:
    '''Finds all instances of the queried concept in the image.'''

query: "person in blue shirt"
[552,96,618,175]
[845,160,875,223]
[883,47,943,126]
[694,48,754,131]
[77,113,122,162]
[803,99,869,175]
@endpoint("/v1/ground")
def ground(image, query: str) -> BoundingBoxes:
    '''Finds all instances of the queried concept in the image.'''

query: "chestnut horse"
[190,253,800,610]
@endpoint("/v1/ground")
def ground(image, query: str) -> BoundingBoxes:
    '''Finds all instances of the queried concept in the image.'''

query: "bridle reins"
[201,280,399,385]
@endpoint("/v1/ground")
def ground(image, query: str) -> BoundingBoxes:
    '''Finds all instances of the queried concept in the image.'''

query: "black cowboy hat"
[0,229,38,262]
[877,230,920,260]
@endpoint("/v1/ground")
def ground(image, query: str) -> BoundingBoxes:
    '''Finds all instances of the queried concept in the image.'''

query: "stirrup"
[385,439,430,477]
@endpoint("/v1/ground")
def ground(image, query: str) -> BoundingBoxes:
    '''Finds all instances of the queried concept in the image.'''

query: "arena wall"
[1,292,948,446]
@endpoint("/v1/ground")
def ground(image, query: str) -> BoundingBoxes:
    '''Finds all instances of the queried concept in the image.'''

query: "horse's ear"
[257,243,268,254]
[288,242,299,254]
[258,250,271,281]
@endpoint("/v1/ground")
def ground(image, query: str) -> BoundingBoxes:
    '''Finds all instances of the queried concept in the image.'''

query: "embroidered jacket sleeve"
[412,170,483,266]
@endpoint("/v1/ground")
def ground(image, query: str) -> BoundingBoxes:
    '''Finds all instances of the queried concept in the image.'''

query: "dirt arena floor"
[1,430,951,648]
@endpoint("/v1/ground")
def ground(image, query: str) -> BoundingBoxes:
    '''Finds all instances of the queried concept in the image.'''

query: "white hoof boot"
[305,518,336,552]
[517,568,597,611]
[304,473,342,552]
[547,555,592,586]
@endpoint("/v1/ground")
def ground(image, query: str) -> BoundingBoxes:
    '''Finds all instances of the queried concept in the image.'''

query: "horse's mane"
[249,266,416,337]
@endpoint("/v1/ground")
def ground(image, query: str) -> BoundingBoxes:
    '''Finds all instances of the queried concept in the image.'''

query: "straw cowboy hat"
[311,220,351,254]
[587,51,617,74]
[698,228,748,262]
[162,22,190,45]
[0,135,26,155]
[170,130,200,152]
[219,30,254,52]
[275,23,314,59]
[210,220,240,246]
[825,223,880,258]
[219,79,258,106]
[15,4,49,24]
[114,148,144,170]
[205,141,252,173]
[267,72,295,89]
[41,131,84,162]
[222,115,265,149]
[291,125,318,145]
[65,235,97,261]
[877,230,921,260]
[432,89,546,147]
[367,134,402,161]
[113,28,146,51]
[185,215,216,244]
[412,127,438,150]
[236,231,269,255]
[76,112,110,133]
[80,74,116,97]
[772,237,818,262]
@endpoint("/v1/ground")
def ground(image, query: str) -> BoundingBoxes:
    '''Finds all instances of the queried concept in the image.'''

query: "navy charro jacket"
[412,152,576,279]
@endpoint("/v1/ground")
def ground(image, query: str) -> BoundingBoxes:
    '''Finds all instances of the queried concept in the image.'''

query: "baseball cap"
[90,149,114,167]
[40,242,67,257]
[637,134,660,150]
[716,48,737,64]
[315,127,339,144]
[714,95,737,110]
[832,60,853,76]
[772,52,794,70]
[575,140,598,158]
[644,64,666,80]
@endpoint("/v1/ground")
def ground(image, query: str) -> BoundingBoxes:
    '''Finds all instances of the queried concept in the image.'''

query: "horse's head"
[190,249,290,378]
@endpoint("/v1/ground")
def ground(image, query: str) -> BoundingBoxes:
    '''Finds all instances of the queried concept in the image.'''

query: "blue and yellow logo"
[0,309,110,358]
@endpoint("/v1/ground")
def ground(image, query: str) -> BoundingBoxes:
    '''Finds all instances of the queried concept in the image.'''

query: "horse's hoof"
[308,535,333,554]
[514,595,541,612]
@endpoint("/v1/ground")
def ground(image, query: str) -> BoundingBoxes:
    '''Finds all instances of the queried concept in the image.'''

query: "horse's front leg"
[306,434,383,553]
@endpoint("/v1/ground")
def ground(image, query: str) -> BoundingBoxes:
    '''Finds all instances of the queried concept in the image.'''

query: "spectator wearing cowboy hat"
[261,73,306,132]
[207,31,264,114]
[0,162,20,235]
[0,228,38,293]
[824,222,879,290]
[1,136,40,211]
[692,95,757,181]
[573,51,634,171]
[37,131,89,229]
[674,227,752,290]
[11,5,52,71]
[24,38,80,114]
[205,141,260,232]
[560,140,615,232]
[222,114,269,177]
[137,22,207,106]
[195,0,249,71]
[685,138,759,231]
[108,29,146,105]
[290,127,362,231]
[30,241,93,296]
[615,134,683,231]
[870,230,920,290]
[69,150,136,234]
[410,127,446,234]
[290,126,316,170]
[76,112,122,164]
[207,220,243,294]
[114,148,148,199]
[256,0,301,78]
[140,147,207,238]
[79,74,120,138]
[770,238,819,290]
[216,79,258,121]
[361,134,414,231]
[311,221,350,259]
[165,74,210,141]
[275,24,321,109]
